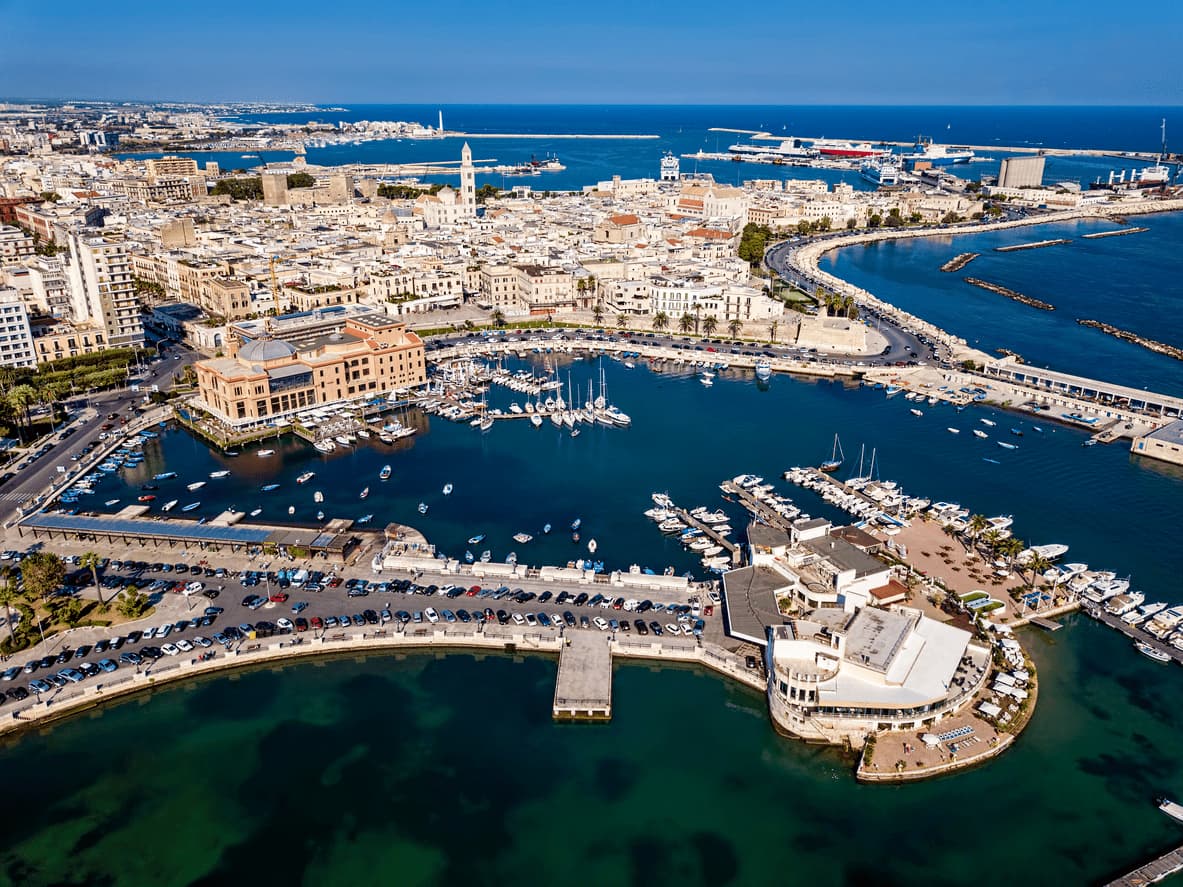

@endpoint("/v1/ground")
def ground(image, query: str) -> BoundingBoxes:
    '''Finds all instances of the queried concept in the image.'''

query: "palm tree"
[678,312,695,334]
[80,550,106,608]
[616,313,630,330]
[490,309,505,328]
[768,320,779,344]
[652,311,669,333]
[592,303,604,325]
[1024,552,1052,589]
[967,514,989,541]
[0,567,19,645]
[979,528,1003,557]
[727,318,742,339]
[693,305,702,335]
[7,384,36,442]
[701,315,718,337]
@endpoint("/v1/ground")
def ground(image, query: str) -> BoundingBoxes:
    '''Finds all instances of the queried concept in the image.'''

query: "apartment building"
[65,232,144,348]
[0,288,36,368]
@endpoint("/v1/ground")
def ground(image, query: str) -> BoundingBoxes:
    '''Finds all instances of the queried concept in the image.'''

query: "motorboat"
[998,441,1018,450]
[910,409,923,417]
[360,487,370,499]
[187,481,206,492]
[250,508,262,517]
[357,514,373,524]
[973,430,988,439]
[587,538,598,554]
[257,450,275,457]
[297,472,315,484]
[314,491,324,503]
[105,499,120,506]
[571,518,582,531]
[261,484,280,492]
[210,470,231,479]
[1158,798,1183,822]
[379,465,392,480]
[138,495,156,502]
[153,471,177,481]
[288,506,296,515]
[542,523,551,534]
[418,503,428,514]
[980,419,997,427]
[468,534,486,545]
[313,440,335,453]
[443,484,453,495]
[947,427,960,434]
[161,499,178,512]
[181,502,201,512]
[317,510,325,521]
[513,533,533,544]
[1136,641,1171,663]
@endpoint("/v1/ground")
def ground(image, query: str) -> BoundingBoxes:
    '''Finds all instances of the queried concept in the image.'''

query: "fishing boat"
[1136,641,1171,663]
[181,502,201,512]
[947,427,960,434]
[571,518,582,531]
[359,487,370,499]
[153,471,177,481]
[587,538,598,554]
[161,499,178,511]
[910,408,923,417]
[210,470,231,479]
[187,481,206,492]
[418,502,428,514]
[998,441,1018,450]
[468,534,486,545]
[512,532,533,544]
[138,494,156,502]
[820,434,844,472]
[379,465,391,480]
[314,490,324,503]
[261,483,280,492]
[443,483,453,495]
[257,450,275,457]
[297,472,315,484]
[249,508,262,517]
[973,430,988,439]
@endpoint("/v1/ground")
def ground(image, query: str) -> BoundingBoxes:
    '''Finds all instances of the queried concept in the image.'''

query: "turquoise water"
[822,212,1183,396]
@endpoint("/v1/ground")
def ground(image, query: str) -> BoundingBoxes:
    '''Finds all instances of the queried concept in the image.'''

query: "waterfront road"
[0,340,200,525]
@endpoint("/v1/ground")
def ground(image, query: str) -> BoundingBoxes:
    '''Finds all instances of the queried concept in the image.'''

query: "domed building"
[194,310,425,429]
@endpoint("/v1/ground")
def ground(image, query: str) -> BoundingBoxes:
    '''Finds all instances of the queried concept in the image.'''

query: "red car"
[310,616,324,630]
[466,585,481,597]
[327,577,343,588]
[269,591,289,603]
[294,617,309,632]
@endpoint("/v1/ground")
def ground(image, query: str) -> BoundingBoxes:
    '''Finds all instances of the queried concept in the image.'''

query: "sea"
[5,105,1178,886]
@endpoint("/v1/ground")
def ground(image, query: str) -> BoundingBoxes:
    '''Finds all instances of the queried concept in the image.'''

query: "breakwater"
[994,238,1072,253]
[1077,319,1183,362]
[964,277,1056,311]
[1080,227,1149,239]
[940,252,979,272]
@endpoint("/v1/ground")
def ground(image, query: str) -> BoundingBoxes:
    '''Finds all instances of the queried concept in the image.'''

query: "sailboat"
[820,434,844,472]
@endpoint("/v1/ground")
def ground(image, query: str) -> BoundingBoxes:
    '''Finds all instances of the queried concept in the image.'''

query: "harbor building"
[1132,419,1183,467]
[997,156,1046,189]
[194,310,425,429]
[764,605,991,745]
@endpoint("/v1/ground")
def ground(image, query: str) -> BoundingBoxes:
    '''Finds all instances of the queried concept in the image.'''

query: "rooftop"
[802,536,888,579]
[1144,418,1183,445]
[721,564,793,646]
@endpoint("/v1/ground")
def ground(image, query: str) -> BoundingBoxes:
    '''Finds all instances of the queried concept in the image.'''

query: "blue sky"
[4,0,1182,104]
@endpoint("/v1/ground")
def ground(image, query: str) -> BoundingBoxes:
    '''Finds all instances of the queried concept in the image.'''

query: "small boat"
[530,415,543,428]
[947,427,960,434]
[1031,426,1043,433]
[379,465,391,480]
[479,550,491,563]
[571,428,581,438]
[140,484,159,491]
[973,430,988,439]
[105,499,120,506]
[571,518,582,531]
[587,538,598,554]
[572,531,581,543]
[187,481,206,492]
[257,450,275,457]
[181,502,201,512]
[820,434,844,472]
[1158,798,1183,823]
[443,483,453,495]
[317,510,325,521]
[313,491,324,503]
[468,534,486,545]
[161,499,178,512]
[980,419,996,427]
[982,458,1001,464]
[357,514,373,524]
[465,550,474,564]
[910,409,923,417]
[512,533,533,544]
[700,377,713,387]
[249,508,262,517]
[360,487,370,500]
[225,451,240,457]
[998,441,1018,450]
[418,502,428,514]
[288,506,296,515]
[153,471,177,481]
[1083,439,1098,447]
[297,472,315,484]
[1136,641,1171,663]
[1010,428,1024,437]
[209,470,231,479]
[261,483,281,492]
[542,523,552,534]
[138,495,156,502]
[313,440,335,454]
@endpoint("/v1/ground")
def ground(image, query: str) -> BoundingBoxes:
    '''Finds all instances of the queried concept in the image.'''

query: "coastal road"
[0,340,200,524]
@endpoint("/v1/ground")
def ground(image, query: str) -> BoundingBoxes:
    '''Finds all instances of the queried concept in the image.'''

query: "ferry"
[727,137,817,160]
[899,138,975,166]
[297,472,315,484]
[210,470,231,479]
[810,138,883,158]
[261,483,280,492]
[379,465,392,481]
[860,158,904,187]
[161,499,178,512]
[181,502,201,512]
[1136,641,1171,663]
[257,450,275,457]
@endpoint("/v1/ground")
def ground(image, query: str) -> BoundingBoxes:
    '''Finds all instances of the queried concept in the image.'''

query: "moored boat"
[379,465,392,480]
[257,450,275,457]
[1136,641,1171,663]
[181,502,201,512]
[297,472,315,484]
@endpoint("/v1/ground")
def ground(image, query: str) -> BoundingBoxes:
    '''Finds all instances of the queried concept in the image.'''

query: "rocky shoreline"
[1077,319,1183,362]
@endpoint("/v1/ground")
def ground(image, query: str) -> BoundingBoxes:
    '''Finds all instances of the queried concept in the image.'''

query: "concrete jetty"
[994,238,1072,253]
[1105,843,1183,886]
[1085,604,1183,665]
[553,630,613,720]
[1081,227,1149,239]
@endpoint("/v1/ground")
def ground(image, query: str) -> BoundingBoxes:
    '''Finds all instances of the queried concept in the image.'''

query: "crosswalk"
[0,492,35,502]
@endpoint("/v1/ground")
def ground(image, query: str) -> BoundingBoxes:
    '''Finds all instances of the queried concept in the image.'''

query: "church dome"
[239,337,296,362]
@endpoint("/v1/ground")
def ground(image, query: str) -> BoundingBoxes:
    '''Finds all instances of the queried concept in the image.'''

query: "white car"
[424,608,439,624]
[511,612,525,625]
[276,617,293,631]
[161,643,179,656]
[593,616,609,631]
[184,581,204,595]
[142,626,157,640]
[623,599,639,612]
[192,636,212,648]
[175,639,194,652]
[156,623,172,638]
[665,623,681,636]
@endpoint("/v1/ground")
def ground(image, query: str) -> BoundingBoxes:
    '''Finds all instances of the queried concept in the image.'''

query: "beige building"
[1132,420,1183,467]
[145,156,200,181]
[0,225,35,265]
[65,233,144,349]
[997,156,1046,189]
[30,319,108,364]
[514,264,575,314]
[194,312,426,428]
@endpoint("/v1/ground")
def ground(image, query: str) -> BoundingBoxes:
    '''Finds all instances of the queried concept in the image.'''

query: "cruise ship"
[727,137,818,160]
[809,139,884,158]
[899,138,975,166]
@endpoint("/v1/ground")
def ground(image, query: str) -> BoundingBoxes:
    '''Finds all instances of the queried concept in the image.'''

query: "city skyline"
[6,0,1183,105]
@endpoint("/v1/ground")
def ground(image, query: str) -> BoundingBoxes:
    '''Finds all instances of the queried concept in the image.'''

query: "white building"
[0,287,37,368]
[65,232,144,349]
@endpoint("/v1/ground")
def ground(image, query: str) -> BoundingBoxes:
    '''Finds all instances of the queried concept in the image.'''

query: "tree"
[868,213,882,229]
[475,183,500,204]
[210,177,263,201]
[116,586,150,620]
[0,567,19,644]
[286,172,316,189]
[846,218,857,230]
[7,384,37,442]
[737,222,773,267]
[20,551,65,601]
[701,315,718,337]
[615,313,630,330]
[58,597,84,628]
[727,318,742,338]
[768,320,779,344]
[678,312,695,334]
[652,311,670,333]
[80,551,106,607]
[491,309,506,328]
[885,208,904,228]
[1024,552,1052,589]
[967,514,989,540]
[817,216,832,232]
[592,303,604,325]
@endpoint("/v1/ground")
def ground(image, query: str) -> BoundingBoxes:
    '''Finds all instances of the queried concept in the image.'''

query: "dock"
[1105,843,1183,886]
[553,630,613,720]
[1028,616,1064,632]
[1085,604,1183,665]
[994,238,1072,253]
[719,481,794,532]
[1081,227,1149,239]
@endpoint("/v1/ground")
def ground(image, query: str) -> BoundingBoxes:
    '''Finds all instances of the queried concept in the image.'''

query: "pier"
[994,238,1072,253]
[553,630,613,720]
[1027,616,1064,632]
[1081,227,1148,239]
[964,277,1057,311]
[719,481,795,532]
[671,504,741,564]
[940,252,979,273]
[1105,844,1183,886]
[1085,604,1183,666]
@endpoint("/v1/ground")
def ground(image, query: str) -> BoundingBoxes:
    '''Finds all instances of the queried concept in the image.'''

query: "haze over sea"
[14,104,1182,886]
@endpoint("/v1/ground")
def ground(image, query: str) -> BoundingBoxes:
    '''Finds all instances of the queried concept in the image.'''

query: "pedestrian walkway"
[553,629,612,720]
